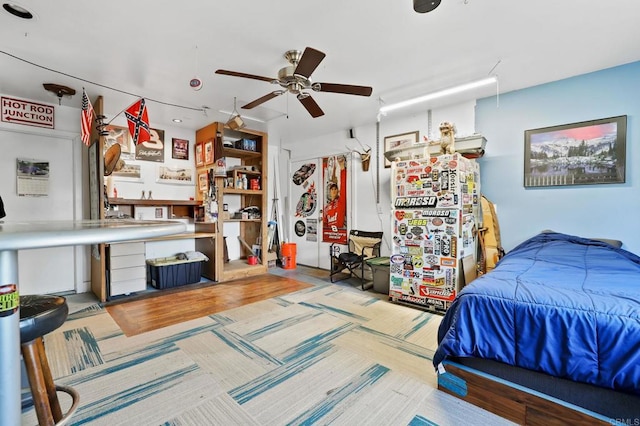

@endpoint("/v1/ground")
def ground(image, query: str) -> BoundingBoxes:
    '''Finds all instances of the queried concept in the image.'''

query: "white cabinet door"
[289,159,321,268]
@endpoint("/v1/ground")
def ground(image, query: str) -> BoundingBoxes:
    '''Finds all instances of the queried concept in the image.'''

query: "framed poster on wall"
[384,131,419,168]
[204,140,214,165]
[172,138,189,160]
[195,142,204,167]
[524,115,626,188]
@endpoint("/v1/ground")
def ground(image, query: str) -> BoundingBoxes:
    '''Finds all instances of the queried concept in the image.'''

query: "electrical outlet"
[376,204,383,214]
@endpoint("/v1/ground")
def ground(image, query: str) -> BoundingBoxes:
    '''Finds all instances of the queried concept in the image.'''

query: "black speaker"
[349,128,356,139]
[414,0,441,13]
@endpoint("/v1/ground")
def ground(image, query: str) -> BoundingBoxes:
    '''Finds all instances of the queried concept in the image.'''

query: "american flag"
[80,88,94,146]
[125,98,151,145]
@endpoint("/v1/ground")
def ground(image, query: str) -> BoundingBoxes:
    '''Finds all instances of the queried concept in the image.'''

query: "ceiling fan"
[215,47,373,118]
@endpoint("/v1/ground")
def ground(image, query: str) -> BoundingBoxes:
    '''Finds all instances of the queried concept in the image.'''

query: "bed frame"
[438,360,639,425]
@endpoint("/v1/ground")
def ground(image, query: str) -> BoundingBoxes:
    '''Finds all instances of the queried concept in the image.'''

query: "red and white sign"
[1,96,55,129]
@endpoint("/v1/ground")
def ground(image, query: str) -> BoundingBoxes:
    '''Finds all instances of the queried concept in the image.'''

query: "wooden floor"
[106,274,313,336]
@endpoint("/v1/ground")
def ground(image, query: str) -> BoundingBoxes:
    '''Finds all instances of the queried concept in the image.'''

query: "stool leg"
[22,337,63,426]
[36,337,63,422]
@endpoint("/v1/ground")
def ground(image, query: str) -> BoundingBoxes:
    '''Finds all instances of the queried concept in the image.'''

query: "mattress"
[433,232,640,395]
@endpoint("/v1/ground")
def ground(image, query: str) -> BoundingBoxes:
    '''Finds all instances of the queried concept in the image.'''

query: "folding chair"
[330,230,383,290]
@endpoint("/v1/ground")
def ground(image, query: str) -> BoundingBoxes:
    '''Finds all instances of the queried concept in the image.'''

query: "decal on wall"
[294,220,306,237]
[306,218,318,242]
[292,163,316,185]
[295,181,317,217]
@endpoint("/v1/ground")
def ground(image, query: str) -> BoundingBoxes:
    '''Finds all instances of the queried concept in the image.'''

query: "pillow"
[540,230,622,248]
[589,238,623,249]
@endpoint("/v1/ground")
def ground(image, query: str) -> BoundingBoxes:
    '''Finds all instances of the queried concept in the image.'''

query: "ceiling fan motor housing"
[278,66,312,94]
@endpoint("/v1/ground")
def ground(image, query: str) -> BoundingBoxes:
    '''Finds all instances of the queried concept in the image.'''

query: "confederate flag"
[124,98,150,145]
[80,88,94,146]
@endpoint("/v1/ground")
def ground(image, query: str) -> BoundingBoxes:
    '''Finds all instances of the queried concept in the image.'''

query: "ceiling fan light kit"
[215,47,373,118]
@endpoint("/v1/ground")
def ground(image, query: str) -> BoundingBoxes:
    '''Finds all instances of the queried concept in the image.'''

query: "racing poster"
[322,155,347,244]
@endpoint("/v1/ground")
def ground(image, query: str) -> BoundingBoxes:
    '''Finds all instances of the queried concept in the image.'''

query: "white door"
[289,159,321,267]
[0,129,77,294]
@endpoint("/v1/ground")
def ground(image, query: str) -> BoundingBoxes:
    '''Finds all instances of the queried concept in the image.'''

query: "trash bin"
[281,243,297,270]
[366,256,390,294]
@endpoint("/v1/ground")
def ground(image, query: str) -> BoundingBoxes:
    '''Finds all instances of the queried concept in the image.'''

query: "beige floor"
[65,265,387,313]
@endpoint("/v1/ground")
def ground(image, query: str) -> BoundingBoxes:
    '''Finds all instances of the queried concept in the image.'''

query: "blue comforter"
[433,232,640,394]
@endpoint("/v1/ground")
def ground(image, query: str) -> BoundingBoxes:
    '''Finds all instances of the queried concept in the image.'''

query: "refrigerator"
[389,154,480,312]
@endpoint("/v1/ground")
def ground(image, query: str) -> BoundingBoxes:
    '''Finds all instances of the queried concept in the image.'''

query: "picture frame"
[204,139,214,165]
[198,171,208,192]
[384,131,419,168]
[112,163,143,182]
[171,138,189,160]
[524,115,626,188]
[104,124,134,160]
[156,165,193,185]
[135,128,165,162]
[195,142,204,167]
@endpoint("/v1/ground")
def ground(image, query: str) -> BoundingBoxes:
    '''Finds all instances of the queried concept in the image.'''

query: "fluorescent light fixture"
[379,76,497,114]
[218,110,266,123]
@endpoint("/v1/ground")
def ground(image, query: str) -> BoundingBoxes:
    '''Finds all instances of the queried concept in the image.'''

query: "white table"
[0,219,186,426]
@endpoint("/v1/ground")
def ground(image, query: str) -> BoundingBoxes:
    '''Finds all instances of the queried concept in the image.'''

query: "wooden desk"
[0,219,185,426]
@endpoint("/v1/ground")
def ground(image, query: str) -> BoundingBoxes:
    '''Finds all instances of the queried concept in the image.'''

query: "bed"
[433,232,640,424]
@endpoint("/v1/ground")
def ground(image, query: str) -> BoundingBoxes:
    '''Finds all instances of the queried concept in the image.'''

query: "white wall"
[0,89,480,291]
[476,61,640,254]
[0,92,198,294]
[104,117,196,202]
[275,100,477,269]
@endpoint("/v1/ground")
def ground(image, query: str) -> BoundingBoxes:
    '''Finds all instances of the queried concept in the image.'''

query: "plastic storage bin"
[366,257,390,294]
[146,255,204,289]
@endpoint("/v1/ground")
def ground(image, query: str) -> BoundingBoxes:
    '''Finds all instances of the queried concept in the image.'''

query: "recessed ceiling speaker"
[414,0,441,13]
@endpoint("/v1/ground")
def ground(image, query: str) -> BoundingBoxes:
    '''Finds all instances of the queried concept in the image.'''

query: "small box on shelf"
[234,138,258,151]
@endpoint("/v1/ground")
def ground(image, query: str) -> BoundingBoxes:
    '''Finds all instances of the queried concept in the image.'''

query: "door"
[0,129,77,294]
[289,159,321,267]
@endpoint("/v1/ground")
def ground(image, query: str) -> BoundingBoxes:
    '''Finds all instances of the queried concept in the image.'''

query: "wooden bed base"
[438,361,613,425]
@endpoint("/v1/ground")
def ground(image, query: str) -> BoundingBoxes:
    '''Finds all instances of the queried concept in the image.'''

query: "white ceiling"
[1,0,639,144]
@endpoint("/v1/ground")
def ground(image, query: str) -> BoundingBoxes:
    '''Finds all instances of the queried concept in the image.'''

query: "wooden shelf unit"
[195,122,268,283]
[108,198,200,219]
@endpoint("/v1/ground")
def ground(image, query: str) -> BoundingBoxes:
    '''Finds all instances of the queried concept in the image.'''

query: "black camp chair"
[330,230,383,290]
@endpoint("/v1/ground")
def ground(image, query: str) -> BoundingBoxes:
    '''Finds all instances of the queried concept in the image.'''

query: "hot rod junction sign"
[1,96,55,129]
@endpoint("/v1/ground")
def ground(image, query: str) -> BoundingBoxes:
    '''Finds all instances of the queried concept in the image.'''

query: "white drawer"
[110,253,145,269]
[110,277,146,296]
[110,265,146,282]
[110,242,145,256]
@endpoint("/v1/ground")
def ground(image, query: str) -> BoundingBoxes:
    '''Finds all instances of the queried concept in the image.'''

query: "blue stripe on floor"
[286,364,390,425]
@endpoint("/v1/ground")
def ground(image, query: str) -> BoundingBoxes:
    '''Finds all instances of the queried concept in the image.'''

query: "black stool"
[20,295,80,426]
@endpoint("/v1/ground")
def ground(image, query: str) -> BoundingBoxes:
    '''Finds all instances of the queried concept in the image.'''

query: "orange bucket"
[281,243,297,270]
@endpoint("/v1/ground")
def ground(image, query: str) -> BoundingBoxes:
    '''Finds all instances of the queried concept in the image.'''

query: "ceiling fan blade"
[298,94,324,118]
[215,69,274,83]
[314,83,373,97]
[293,47,326,78]
[241,91,283,109]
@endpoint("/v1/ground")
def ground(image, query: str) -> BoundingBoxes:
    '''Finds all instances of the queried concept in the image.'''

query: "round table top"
[0,219,187,251]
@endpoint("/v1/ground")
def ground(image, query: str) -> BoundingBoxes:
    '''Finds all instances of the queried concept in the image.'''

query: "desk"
[0,219,186,426]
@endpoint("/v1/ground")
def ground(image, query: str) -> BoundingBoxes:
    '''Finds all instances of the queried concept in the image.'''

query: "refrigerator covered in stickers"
[389,154,480,312]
